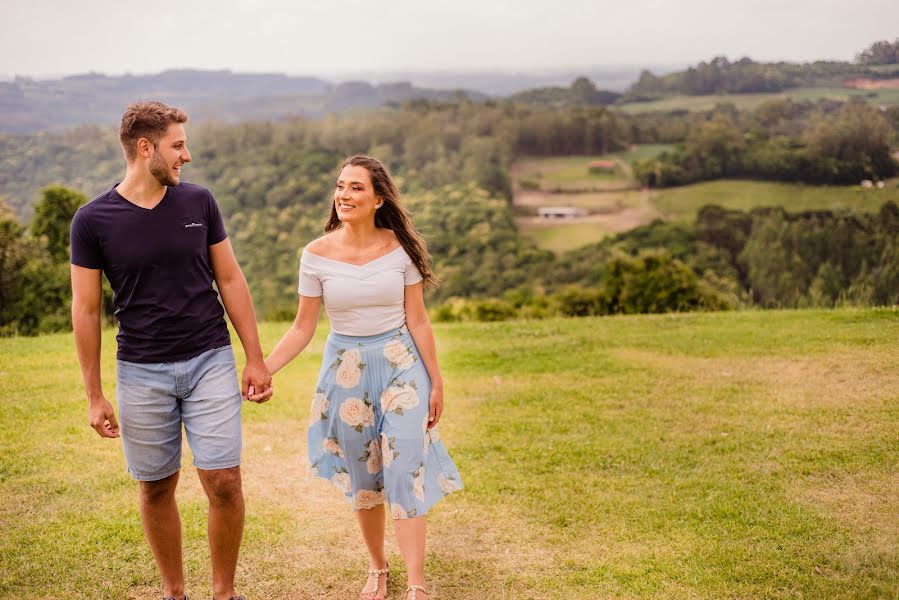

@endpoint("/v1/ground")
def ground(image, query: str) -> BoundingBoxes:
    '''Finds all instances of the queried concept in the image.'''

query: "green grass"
[609,144,675,163]
[2,309,898,598]
[513,155,635,191]
[518,221,614,253]
[650,179,899,221]
[513,147,674,193]
[618,86,899,114]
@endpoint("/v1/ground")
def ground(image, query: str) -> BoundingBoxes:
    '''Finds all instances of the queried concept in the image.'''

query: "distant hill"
[508,77,621,107]
[624,56,899,100]
[355,65,675,96]
[0,69,486,133]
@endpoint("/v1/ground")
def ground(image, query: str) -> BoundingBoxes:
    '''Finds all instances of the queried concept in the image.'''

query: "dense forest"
[633,100,899,186]
[5,95,897,223]
[1,91,897,335]
[3,37,899,335]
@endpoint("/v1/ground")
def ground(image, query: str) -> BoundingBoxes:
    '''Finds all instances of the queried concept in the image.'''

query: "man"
[70,101,271,600]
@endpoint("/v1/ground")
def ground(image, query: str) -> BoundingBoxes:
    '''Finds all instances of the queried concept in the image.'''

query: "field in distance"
[512,147,899,254]
[512,148,668,253]
[617,86,899,115]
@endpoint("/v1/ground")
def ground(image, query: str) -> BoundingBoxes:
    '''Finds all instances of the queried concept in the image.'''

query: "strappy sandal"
[406,584,429,599]
[360,565,390,600]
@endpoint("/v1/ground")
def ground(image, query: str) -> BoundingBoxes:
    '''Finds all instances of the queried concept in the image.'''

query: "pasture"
[513,145,899,254]
[617,86,899,114]
[1,309,898,598]
[512,149,663,252]
[651,178,899,221]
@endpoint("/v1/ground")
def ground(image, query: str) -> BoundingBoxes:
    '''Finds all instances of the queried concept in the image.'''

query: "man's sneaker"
[162,596,188,600]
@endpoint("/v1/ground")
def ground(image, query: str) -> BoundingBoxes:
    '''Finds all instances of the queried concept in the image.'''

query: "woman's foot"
[360,564,389,600]
[405,584,429,599]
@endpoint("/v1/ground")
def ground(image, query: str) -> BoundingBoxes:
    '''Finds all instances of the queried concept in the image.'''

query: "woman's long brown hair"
[325,155,439,290]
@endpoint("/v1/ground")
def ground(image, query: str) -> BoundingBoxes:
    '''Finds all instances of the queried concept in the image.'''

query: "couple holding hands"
[70,101,462,600]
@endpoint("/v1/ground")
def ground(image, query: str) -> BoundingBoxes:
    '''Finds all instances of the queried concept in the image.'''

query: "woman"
[265,155,462,600]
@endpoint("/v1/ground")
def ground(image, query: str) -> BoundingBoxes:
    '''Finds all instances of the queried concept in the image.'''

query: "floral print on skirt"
[307,324,462,518]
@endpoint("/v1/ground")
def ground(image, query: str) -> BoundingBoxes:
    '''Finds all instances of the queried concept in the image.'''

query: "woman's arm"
[265,294,322,375]
[404,282,443,428]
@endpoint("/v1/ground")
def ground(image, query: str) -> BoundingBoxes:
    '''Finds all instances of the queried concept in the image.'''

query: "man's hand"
[243,360,273,403]
[89,396,120,438]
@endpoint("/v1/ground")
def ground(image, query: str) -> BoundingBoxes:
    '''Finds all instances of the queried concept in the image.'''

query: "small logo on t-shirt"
[184,222,205,228]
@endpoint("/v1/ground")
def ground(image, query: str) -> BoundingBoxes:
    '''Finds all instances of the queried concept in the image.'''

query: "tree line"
[856,39,899,66]
[0,98,897,334]
[437,200,899,322]
[626,40,899,99]
[634,100,899,187]
[8,94,895,224]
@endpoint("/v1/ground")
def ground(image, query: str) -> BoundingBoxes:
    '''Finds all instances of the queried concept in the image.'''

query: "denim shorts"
[116,345,242,481]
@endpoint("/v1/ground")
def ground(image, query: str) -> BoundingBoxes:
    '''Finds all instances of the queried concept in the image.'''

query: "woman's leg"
[394,514,427,591]
[356,504,389,598]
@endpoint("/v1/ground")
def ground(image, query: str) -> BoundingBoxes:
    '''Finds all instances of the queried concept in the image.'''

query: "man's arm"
[71,264,119,438]
[209,238,273,403]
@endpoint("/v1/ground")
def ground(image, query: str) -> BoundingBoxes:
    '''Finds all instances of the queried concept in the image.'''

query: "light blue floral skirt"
[307,325,462,519]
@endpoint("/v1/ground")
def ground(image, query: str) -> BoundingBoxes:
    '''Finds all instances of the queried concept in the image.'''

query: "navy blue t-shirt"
[70,182,232,363]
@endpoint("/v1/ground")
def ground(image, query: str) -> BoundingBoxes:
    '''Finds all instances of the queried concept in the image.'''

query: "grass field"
[651,178,899,221]
[618,86,899,114]
[512,147,674,193]
[511,148,668,252]
[512,155,635,192]
[518,220,615,253]
[2,309,898,598]
[514,188,657,254]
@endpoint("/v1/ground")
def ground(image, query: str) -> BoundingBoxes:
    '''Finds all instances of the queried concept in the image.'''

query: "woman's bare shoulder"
[304,233,338,255]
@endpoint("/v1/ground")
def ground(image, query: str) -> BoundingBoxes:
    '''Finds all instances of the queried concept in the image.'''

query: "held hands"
[243,359,274,403]
[89,396,120,438]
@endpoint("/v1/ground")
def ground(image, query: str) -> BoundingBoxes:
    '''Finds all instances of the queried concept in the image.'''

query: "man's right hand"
[89,397,120,438]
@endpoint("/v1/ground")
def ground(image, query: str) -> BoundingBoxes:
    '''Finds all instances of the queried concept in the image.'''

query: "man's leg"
[181,346,244,599]
[117,358,185,598]
[139,471,185,600]
[197,467,244,600]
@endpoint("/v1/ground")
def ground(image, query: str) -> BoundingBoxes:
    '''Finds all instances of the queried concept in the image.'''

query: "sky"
[2,0,897,79]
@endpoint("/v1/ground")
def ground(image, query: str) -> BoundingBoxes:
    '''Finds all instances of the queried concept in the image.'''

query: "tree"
[684,112,747,178]
[856,39,899,65]
[0,200,28,328]
[31,185,87,261]
[0,198,69,335]
[599,250,715,314]
[802,100,898,183]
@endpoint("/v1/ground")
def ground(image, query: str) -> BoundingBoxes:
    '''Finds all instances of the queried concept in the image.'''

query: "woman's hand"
[428,384,444,428]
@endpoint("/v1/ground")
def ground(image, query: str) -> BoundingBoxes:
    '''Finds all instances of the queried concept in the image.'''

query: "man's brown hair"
[119,101,188,161]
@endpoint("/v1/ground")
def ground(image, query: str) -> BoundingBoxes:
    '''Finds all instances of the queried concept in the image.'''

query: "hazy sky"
[2,0,897,79]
